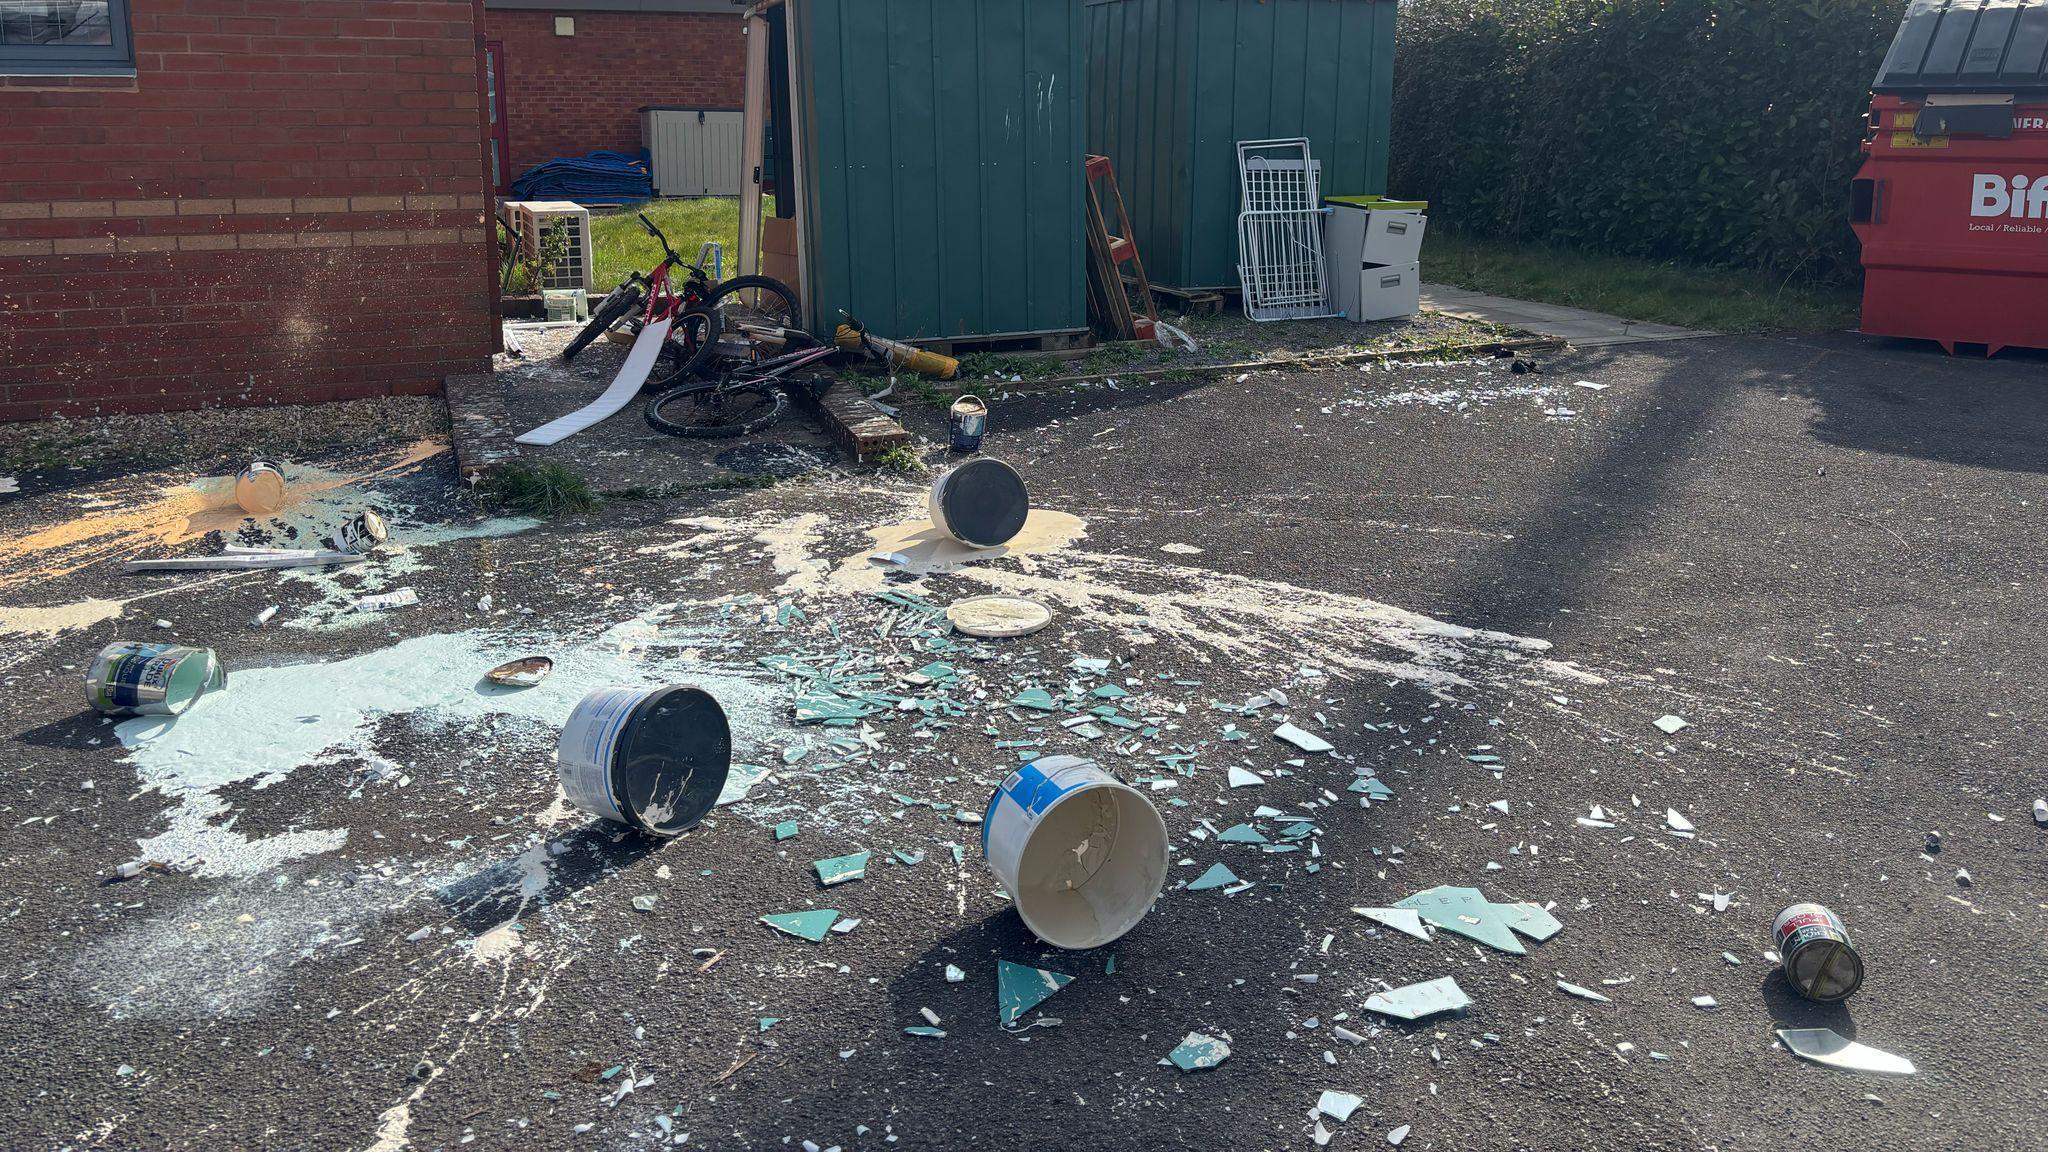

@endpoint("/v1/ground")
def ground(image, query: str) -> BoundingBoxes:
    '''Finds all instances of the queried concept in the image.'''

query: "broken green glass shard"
[1557,980,1610,1003]
[1187,863,1240,890]
[1348,777,1394,799]
[1093,683,1129,699]
[814,852,871,887]
[892,849,924,866]
[1503,901,1563,942]
[1776,1027,1916,1075]
[758,1017,780,1032]
[1353,907,1432,941]
[997,960,1073,1026]
[1167,1032,1231,1072]
[1217,824,1268,844]
[774,821,799,841]
[1227,767,1264,788]
[1317,1090,1363,1122]
[1010,688,1059,711]
[904,1026,947,1038]
[761,909,839,942]
[1274,722,1334,753]
[1279,821,1318,840]
[1364,977,1471,1021]
[1394,886,1526,955]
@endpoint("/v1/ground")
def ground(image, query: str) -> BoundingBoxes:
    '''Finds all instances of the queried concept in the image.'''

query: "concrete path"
[1422,282,1712,345]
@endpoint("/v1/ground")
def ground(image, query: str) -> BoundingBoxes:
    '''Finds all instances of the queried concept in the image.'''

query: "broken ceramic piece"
[1388,1124,1411,1146]
[1217,823,1268,844]
[774,821,799,841]
[1557,980,1610,1003]
[485,656,554,687]
[1666,808,1695,833]
[761,910,840,942]
[1395,886,1526,955]
[997,961,1073,1026]
[1501,901,1563,942]
[1363,977,1470,1021]
[1187,863,1240,891]
[1166,1032,1231,1072]
[1776,1028,1915,1075]
[1227,767,1265,788]
[1653,714,1689,735]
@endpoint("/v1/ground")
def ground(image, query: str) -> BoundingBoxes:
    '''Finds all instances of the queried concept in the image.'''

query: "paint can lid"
[935,458,1029,548]
[609,686,732,836]
[946,595,1053,638]
[1788,939,1865,1001]
[951,395,987,416]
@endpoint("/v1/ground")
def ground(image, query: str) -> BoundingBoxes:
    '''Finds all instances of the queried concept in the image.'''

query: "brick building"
[482,0,744,187]
[0,0,497,422]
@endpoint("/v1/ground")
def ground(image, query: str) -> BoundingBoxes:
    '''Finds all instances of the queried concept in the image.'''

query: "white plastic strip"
[516,317,673,446]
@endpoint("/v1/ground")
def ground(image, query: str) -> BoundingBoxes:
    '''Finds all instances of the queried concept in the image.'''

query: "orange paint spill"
[0,439,447,593]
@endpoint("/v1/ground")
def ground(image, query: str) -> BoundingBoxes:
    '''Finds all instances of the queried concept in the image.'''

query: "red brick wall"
[0,0,496,422]
[489,9,744,178]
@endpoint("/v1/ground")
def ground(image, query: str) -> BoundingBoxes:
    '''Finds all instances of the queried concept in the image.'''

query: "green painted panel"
[795,0,1085,340]
[1085,0,1399,290]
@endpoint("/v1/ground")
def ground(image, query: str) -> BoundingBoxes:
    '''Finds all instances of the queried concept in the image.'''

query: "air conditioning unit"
[505,200,594,292]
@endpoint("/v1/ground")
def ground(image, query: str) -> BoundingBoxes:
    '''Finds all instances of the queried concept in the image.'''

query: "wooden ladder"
[1083,154,1158,342]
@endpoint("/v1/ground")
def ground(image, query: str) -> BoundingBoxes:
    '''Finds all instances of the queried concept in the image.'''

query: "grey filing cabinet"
[642,107,746,197]
[1325,196,1427,321]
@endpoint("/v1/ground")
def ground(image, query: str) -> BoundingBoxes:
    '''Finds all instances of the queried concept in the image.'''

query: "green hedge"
[1391,0,1906,284]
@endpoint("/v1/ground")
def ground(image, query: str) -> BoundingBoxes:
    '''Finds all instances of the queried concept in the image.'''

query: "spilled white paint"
[117,612,794,877]
[282,515,539,630]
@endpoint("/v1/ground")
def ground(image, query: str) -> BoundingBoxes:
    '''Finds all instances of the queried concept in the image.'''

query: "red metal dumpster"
[1851,1,2048,356]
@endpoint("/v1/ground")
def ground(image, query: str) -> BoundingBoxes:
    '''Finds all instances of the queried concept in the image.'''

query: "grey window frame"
[0,0,136,76]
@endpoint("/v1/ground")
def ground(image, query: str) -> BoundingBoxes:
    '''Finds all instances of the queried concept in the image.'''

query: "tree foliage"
[1391,0,1907,283]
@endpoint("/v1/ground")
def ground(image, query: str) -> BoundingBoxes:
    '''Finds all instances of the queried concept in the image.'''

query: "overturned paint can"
[948,395,988,453]
[234,461,287,515]
[927,458,1029,548]
[85,641,226,717]
[557,685,731,837]
[1774,902,1865,1002]
[336,508,388,553]
[982,755,1168,950]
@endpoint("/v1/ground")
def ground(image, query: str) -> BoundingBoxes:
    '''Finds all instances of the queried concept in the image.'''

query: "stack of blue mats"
[510,151,652,205]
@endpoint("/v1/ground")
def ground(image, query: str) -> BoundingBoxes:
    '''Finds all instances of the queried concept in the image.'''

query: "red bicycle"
[563,214,800,391]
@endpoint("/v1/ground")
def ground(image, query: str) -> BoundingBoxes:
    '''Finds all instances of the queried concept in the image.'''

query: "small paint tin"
[85,641,226,717]
[557,685,731,837]
[948,395,988,453]
[1773,902,1864,1001]
[337,509,388,553]
[981,755,1168,950]
[927,457,1029,548]
[234,461,286,515]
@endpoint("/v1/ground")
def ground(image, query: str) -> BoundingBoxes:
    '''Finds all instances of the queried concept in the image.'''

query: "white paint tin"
[981,755,1168,950]
[557,685,731,836]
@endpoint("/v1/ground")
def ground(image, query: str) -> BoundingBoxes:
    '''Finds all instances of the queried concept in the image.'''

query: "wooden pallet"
[1146,281,1232,318]
[905,328,1091,357]
[806,382,913,463]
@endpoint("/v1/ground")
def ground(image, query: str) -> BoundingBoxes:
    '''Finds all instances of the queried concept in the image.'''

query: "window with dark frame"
[0,0,134,74]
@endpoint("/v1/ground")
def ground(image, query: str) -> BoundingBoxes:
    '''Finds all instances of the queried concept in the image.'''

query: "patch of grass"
[869,444,927,475]
[483,463,599,517]
[1081,341,1150,373]
[1422,229,1862,334]
[957,351,1061,381]
[588,198,773,290]
[1158,366,1204,385]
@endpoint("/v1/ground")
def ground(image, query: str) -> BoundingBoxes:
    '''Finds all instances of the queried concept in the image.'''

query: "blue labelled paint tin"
[981,755,1169,949]
[949,395,988,452]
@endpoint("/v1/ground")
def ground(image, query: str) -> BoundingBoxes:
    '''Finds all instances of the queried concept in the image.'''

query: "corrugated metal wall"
[1087,0,1398,290]
[792,0,1087,340]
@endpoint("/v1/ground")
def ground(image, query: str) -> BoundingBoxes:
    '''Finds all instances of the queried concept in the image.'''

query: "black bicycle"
[643,312,895,439]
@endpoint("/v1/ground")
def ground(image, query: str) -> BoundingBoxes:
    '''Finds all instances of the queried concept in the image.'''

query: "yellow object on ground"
[837,325,959,381]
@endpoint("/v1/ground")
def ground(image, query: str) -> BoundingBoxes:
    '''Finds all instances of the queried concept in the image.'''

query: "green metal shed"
[783,0,1087,342]
[1085,0,1399,291]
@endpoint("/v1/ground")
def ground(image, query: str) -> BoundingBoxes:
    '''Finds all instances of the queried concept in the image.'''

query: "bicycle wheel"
[645,306,724,391]
[563,284,643,362]
[707,275,800,342]
[645,381,789,439]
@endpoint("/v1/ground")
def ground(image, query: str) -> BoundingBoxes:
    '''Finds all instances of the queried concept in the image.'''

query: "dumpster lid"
[1874,1,2048,95]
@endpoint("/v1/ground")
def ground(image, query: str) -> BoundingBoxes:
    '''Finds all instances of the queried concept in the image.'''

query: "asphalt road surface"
[1,331,2043,1151]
